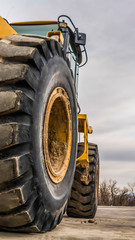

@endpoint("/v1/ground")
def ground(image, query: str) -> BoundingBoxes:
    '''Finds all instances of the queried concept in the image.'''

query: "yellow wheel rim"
[43,87,72,183]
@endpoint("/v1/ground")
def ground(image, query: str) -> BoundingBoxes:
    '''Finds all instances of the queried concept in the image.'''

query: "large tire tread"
[67,142,99,218]
[0,34,70,232]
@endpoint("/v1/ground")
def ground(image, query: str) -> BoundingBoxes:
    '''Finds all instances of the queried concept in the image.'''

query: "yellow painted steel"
[11,20,58,25]
[77,114,93,168]
[10,20,73,33]
[43,87,72,183]
[47,31,64,44]
[0,16,17,37]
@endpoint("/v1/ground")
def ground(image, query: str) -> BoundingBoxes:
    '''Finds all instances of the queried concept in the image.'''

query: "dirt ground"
[0,206,135,240]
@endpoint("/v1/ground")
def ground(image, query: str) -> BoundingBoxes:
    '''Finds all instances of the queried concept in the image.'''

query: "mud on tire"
[0,35,77,232]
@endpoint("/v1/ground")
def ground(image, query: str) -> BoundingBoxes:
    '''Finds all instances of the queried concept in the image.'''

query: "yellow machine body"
[11,20,58,25]
[0,16,92,169]
[47,30,64,44]
[0,16,17,37]
[77,114,93,168]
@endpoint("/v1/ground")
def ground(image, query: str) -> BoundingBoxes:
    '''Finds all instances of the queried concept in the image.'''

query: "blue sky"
[1,0,135,188]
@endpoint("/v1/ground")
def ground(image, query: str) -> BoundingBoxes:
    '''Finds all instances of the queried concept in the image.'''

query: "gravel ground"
[0,206,135,240]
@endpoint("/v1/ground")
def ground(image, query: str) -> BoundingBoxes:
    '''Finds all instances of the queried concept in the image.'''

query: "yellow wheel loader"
[0,15,99,232]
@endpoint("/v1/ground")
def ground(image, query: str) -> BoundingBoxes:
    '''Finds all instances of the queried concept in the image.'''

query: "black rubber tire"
[0,35,77,232]
[67,142,99,218]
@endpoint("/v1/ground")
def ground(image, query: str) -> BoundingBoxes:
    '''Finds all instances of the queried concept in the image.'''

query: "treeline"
[98,179,135,206]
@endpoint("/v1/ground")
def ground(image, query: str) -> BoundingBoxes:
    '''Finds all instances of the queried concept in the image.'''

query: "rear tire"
[0,35,77,232]
[67,142,99,218]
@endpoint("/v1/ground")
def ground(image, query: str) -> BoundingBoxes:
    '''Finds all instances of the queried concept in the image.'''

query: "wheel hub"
[43,87,72,183]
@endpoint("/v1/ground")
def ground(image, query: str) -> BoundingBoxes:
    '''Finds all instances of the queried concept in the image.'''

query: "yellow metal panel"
[77,114,93,168]
[11,20,58,25]
[47,31,64,44]
[78,114,86,133]
[78,114,87,119]
[78,114,93,133]
[0,16,17,37]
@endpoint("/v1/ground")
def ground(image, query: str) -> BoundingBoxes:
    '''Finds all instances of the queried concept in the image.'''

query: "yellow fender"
[0,16,17,38]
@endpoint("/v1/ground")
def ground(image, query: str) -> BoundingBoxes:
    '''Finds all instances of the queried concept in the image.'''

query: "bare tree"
[98,180,135,206]
[128,182,135,206]
[128,182,135,193]
[118,187,129,206]
[108,179,119,205]
[99,180,110,205]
